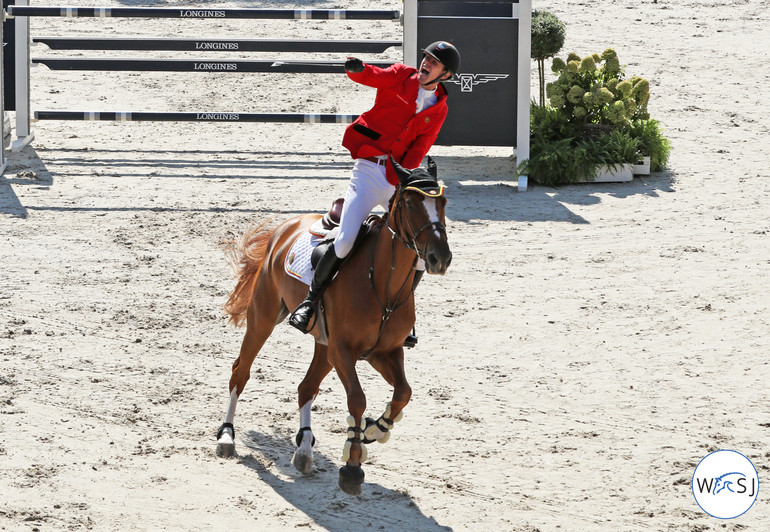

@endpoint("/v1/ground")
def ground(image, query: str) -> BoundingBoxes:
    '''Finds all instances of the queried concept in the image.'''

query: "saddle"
[311,198,384,269]
[321,197,344,230]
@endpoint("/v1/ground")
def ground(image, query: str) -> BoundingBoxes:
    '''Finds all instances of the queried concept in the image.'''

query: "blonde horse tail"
[222,221,274,327]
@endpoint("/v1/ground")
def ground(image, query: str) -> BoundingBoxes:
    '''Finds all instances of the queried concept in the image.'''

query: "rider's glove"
[345,58,365,73]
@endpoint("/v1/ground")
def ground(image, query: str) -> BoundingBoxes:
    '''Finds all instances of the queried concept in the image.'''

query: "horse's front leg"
[364,348,412,444]
[330,345,367,495]
[292,342,332,475]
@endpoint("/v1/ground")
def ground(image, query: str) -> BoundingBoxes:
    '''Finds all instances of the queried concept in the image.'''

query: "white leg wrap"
[218,389,239,443]
[360,443,368,463]
[342,440,368,463]
[216,390,239,458]
[363,402,402,443]
[299,397,314,428]
[384,401,404,423]
[298,433,313,453]
[225,389,238,425]
[342,440,351,462]
[292,398,317,475]
[345,415,366,439]
[341,416,367,463]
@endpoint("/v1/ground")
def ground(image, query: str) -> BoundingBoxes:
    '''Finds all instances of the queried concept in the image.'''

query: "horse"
[215,157,452,495]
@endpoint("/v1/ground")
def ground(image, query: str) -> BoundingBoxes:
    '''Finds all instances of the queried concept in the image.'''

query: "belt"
[362,156,387,166]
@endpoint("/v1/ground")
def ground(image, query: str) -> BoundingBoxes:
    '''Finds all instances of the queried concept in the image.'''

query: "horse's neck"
[370,222,418,294]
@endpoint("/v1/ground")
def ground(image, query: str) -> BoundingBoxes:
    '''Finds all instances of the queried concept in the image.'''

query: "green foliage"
[518,136,596,187]
[531,10,566,107]
[626,119,672,172]
[519,104,666,187]
[531,10,566,61]
[518,49,672,186]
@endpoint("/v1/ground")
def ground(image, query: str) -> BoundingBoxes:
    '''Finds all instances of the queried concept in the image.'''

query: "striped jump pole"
[32,58,394,73]
[33,37,402,54]
[4,2,403,154]
[5,6,401,20]
[34,111,359,124]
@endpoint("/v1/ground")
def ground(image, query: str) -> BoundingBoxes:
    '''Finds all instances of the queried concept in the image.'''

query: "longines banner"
[417,0,520,147]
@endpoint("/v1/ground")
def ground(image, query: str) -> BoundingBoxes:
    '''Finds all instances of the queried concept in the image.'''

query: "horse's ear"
[389,156,411,185]
[427,156,438,179]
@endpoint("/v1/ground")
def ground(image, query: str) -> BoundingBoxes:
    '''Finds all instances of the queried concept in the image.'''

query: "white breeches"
[333,159,395,259]
[333,158,426,271]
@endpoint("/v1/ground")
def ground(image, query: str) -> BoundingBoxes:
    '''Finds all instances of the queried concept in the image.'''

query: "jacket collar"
[409,71,448,107]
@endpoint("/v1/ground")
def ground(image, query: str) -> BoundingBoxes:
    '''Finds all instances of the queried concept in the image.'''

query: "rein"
[361,185,445,359]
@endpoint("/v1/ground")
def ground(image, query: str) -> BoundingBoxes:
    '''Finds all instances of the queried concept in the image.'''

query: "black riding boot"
[403,270,425,348]
[289,244,343,333]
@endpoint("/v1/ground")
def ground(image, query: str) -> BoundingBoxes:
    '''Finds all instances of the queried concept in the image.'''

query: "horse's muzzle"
[424,243,452,275]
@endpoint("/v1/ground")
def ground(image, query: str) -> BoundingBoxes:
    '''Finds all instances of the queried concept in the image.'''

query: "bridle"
[361,184,446,359]
[387,184,447,261]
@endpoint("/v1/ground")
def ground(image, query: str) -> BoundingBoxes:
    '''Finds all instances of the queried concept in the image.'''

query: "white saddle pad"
[285,218,335,286]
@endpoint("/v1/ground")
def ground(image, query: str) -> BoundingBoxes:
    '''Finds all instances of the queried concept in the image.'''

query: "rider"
[289,41,460,344]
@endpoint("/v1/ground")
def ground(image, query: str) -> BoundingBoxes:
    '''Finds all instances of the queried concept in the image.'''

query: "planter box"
[632,156,651,175]
[577,163,633,183]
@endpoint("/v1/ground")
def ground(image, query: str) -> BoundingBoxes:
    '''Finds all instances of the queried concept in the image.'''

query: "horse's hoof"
[216,423,235,458]
[338,465,364,495]
[292,450,314,475]
[216,440,235,458]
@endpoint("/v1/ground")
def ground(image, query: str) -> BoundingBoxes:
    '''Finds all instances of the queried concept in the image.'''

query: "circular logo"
[692,450,759,519]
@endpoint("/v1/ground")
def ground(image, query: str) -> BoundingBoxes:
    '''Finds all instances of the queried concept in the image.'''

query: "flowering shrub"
[518,48,670,186]
[546,49,650,127]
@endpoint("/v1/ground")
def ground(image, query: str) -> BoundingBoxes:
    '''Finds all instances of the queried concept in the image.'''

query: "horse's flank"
[222,220,274,327]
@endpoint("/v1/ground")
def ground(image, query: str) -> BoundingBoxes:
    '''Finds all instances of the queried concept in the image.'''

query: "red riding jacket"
[342,62,449,185]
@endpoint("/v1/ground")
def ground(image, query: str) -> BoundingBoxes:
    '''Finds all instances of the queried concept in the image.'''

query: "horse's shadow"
[239,429,452,531]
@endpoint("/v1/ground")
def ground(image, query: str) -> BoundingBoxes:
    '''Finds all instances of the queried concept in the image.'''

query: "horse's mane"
[222,220,274,327]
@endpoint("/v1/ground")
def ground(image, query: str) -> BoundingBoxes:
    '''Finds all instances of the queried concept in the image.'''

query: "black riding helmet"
[422,41,461,79]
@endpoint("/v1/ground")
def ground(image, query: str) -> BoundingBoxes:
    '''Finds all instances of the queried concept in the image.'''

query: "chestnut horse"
[215,158,452,494]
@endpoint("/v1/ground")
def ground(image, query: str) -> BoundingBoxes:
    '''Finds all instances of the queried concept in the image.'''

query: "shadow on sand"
[0,147,54,218]
[435,155,675,224]
[237,429,452,531]
[2,148,675,225]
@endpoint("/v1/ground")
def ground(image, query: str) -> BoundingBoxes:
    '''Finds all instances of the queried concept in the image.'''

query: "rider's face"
[418,54,449,88]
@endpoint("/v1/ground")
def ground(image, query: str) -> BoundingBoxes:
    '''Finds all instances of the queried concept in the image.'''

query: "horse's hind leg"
[364,349,412,444]
[216,296,285,458]
[291,342,332,475]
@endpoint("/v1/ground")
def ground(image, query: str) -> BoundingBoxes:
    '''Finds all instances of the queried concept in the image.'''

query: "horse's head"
[388,157,452,275]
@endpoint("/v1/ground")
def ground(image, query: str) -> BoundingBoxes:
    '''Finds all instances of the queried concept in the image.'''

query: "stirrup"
[403,332,418,349]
